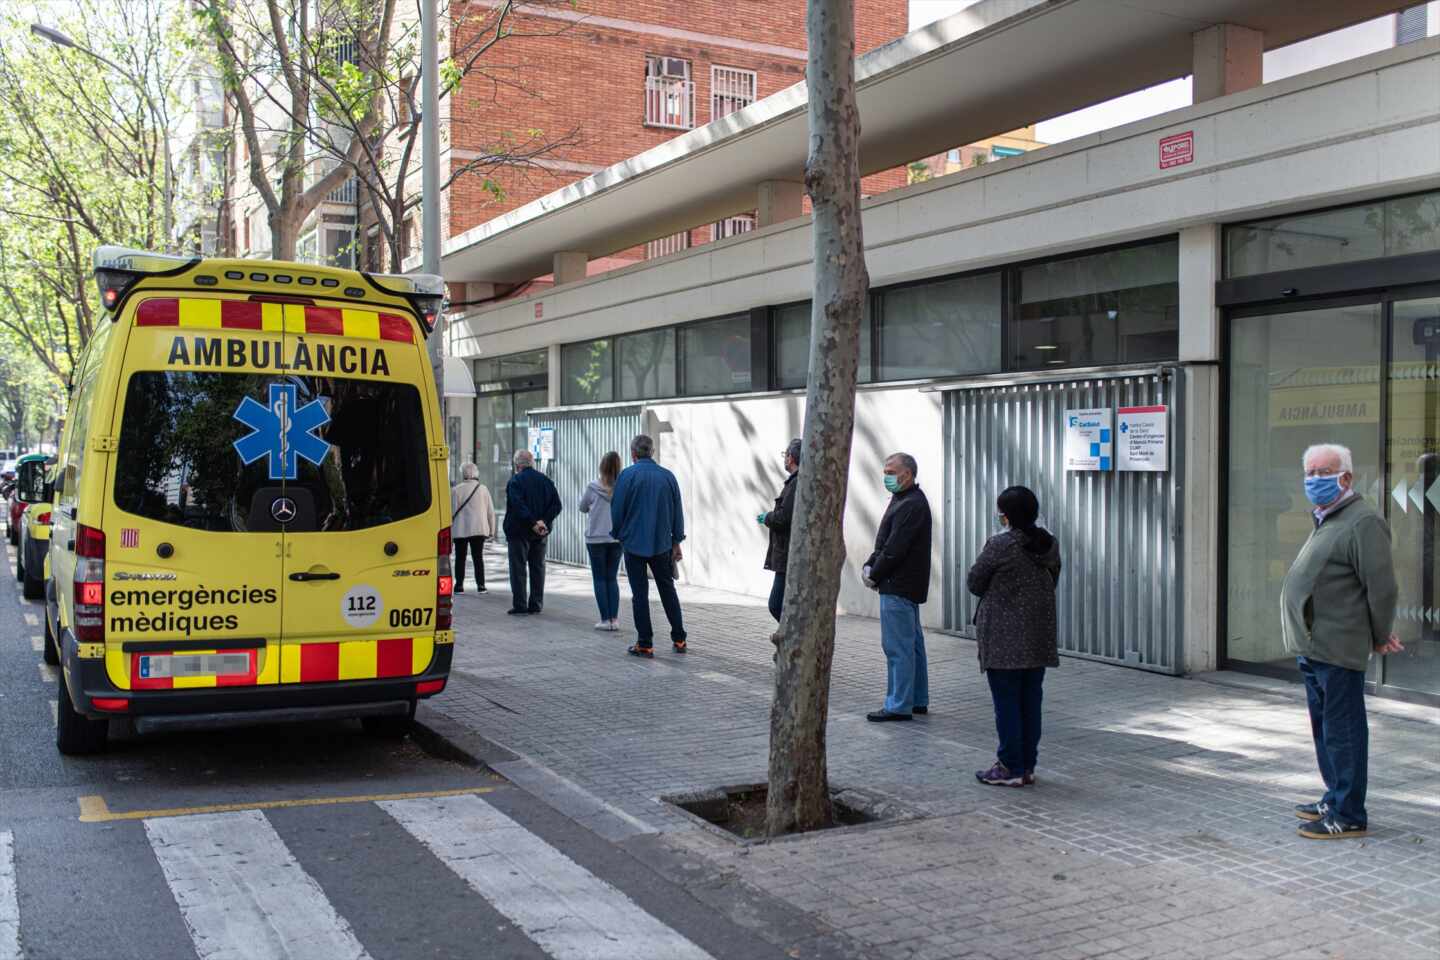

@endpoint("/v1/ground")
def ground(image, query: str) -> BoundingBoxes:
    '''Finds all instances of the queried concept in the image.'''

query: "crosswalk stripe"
[36,665,55,684]
[0,831,20,960]
[145,810,371,960]
[21,615,35,627]
[381,794,714,960]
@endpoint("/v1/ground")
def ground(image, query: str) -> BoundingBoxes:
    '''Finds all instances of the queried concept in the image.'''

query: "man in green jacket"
[1281,443,1403,839]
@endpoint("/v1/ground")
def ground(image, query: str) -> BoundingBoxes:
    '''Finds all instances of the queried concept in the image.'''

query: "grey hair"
[885,452,918,478]
[631,434,654,459]
[1302,443,1353,474]
[461,462,479,480]
[513,448,535,468]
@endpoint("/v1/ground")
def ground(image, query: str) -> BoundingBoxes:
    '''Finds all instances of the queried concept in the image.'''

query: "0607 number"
[389,607,434,628]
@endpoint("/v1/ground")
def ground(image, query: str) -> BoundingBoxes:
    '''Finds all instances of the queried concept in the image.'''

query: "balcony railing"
[326,177,358,205]
[644,76,694,130]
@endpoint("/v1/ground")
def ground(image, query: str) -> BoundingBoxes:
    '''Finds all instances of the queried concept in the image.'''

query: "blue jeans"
[1298,656,1369,827]
[768,573,786,622]
[586,542,622,620]
[879,595,928,714]
[624,551,686,646]
[986,667,1045,774]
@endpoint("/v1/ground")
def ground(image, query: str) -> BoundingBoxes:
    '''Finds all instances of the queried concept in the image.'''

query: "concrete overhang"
[442,0,1416,285]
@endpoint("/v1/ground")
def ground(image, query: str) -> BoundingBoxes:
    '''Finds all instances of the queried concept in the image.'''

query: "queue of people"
[452,435,1397,837]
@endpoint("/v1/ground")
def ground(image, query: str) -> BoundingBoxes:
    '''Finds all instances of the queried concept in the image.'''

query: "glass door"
[1384,296,1440,697]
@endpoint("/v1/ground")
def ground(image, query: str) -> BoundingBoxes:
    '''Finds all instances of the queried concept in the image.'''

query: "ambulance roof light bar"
[93,245,199,315]
[364,272,446,337]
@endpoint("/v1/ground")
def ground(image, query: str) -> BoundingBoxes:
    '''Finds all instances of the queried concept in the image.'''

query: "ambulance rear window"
[115,372,431,532]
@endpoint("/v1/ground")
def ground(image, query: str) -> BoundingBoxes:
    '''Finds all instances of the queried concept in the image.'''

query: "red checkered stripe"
[134,297,414,342]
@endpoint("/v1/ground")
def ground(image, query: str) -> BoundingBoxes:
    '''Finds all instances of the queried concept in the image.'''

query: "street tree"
[766,0,870,836]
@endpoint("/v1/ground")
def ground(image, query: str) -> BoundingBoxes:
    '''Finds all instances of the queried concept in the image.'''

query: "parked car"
[7,454,44,545]
[16,467,52,599]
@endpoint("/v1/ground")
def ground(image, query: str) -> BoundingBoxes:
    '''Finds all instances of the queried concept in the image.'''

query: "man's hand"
[672,543,684,563]
[532,520,547,537]
[862,565,876,590]
[1375,633,1405,655]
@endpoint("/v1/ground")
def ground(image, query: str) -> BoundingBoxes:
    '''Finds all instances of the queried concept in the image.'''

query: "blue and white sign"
[1064,407,1112,471]
[1117,405,1168,472]
[233,383,331,481]
[528,425,555,461]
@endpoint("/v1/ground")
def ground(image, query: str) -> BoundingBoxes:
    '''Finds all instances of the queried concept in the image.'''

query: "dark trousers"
[624,551,686,646]
[1298,656,1369,827]
[586,542,623,620]
[507,536,547,612]
[986,667,1046,774]
[454,536,487,590]
[768,572,786,622]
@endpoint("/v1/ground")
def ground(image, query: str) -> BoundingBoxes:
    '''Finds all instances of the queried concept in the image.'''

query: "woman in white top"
[451,462,497,593]
[578,451,623,630]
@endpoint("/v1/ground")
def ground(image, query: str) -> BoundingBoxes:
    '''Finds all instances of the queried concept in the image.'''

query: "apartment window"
[561,339,614,405]
[364,227,381,273]
[297,231,319,264]
[1009,240,1178,371]
[326,228,355,269]
[1397,5,1427,44]
[877,273,1002,380]
[646,230,690,260]
[243,211,253,252]
[711,66,757,120]
[946,148,961,164]
[681,314,751,395]
[617,328,676,400]
[712,215,755,241]
[402,216,416,262]
[644,56,694,129]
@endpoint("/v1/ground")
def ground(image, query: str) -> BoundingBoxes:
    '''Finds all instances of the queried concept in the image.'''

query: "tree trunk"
[765,0,869,837]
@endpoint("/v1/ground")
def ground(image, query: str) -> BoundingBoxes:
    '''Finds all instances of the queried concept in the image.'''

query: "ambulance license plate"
[138,653,250,679]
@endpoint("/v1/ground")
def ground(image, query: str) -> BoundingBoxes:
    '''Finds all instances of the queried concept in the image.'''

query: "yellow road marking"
[77,786,498,823]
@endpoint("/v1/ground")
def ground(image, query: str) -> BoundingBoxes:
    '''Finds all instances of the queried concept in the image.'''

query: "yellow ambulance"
[31,247,455,754]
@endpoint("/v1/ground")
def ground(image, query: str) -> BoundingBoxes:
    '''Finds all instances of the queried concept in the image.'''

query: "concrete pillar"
[1192,23,1263,103]
[1178,224,1221,362]
[546,343,561,407]
[464,281,496,302]
[552,251,588,286]
[756,180,805,227]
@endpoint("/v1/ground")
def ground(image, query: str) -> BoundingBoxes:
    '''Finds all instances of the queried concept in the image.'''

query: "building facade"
[442,2,1440,704]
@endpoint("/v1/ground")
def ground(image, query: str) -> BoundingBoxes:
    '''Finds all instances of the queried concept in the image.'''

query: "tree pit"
[664,782,915,842]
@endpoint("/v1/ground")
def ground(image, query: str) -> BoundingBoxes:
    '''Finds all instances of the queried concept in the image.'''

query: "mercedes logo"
[270,497,297,524]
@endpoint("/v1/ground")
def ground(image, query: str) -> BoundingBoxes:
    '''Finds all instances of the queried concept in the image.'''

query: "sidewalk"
[436,549,1440,960]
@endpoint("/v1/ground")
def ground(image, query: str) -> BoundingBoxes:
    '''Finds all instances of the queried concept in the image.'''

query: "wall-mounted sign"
[1064,408,1112,471]
[528,426,555,461]
[1159,130,1194,169]
[1117,405,1168,472]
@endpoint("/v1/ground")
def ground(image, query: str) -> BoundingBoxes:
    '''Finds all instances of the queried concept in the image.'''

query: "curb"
[411,703,521,771]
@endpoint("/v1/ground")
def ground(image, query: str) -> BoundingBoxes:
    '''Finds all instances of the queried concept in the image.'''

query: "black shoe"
[1295,800,1329,822]
[1298,816,1368,840]
[912,706,928,715]
[506,608,530,615]
[477,586,487,593]
[866,710,912,722]
[454,585,465,593]
[527,606,542,615]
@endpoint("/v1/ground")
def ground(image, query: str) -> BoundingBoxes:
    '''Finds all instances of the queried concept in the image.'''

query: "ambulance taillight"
[436,527,453,630]
[74,524,105,643]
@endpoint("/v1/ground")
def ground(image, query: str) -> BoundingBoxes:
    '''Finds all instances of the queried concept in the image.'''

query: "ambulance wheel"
[21,563,42,600]
[42,610,58,665]
[362,702,416,738]
[13,552,21,581]
[7,527,15,546]
[56,676,108,755]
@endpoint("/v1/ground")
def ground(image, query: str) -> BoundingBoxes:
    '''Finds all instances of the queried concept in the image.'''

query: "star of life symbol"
[233,383,331,481]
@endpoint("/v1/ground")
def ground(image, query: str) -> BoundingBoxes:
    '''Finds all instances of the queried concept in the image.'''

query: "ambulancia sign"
[1064,408,1112,471]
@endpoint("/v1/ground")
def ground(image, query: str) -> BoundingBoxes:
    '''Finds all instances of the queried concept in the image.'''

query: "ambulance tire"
[21,563,42,600]
[361,701,416,738]
[56,674,108,755]
[14,549,21,581]
[42,609,58,665]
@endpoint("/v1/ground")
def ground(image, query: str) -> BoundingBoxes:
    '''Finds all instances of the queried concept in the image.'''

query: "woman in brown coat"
[967,485,1061,787]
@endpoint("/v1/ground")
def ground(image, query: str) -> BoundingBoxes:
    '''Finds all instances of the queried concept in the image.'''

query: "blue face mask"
[884,474,901,494]
[1304,473,1343,506]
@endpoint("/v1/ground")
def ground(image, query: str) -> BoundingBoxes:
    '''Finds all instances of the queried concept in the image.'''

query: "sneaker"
[627,644,654,659]
[1023,771,1036,786]
[975,761,1024,787]
[865,710,912,722]
[594,621,610,630]
[1298,816,1368,840]
[1295,801,1329,822]
[608,620,620,632]
[672,640,687,653]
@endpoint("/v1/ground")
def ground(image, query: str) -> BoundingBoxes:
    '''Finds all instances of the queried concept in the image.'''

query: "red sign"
[1159,131,1193,169]
[534,302,544,320]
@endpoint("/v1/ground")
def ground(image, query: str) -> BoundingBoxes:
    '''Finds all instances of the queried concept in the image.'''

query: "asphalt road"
[0,541,806,960]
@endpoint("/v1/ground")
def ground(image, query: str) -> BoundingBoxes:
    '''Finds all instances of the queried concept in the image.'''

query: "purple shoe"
[976,761,1024,787]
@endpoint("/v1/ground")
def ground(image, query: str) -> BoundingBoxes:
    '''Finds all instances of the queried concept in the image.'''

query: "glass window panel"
[1011,241,1178,371]
[617,328,676,400]
[774,301,873,389]
[682,314,751,395]
[1384,296,1440,696]
[561,339,613,404]
[1386,192,1440,257]
[1225,190,1440,278]
[878,273,1001,380]
[1225,303,1383,673]
[473,349,547,384]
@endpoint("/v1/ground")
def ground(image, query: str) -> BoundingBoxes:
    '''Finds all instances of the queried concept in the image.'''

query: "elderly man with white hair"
[503,448,562,615]
[1281,442,1403,839]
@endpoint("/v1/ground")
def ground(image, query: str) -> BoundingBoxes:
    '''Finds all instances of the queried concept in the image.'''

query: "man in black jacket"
[863,452,932,722]
[504,449,562,615]
[759,438,801,622]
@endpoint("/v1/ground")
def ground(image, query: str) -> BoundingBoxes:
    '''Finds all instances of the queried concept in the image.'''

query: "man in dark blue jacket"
[610,434,686,657]
[504,449,562,614]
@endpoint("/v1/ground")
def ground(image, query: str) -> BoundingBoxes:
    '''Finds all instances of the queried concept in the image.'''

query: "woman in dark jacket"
[967,485,1061,787]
